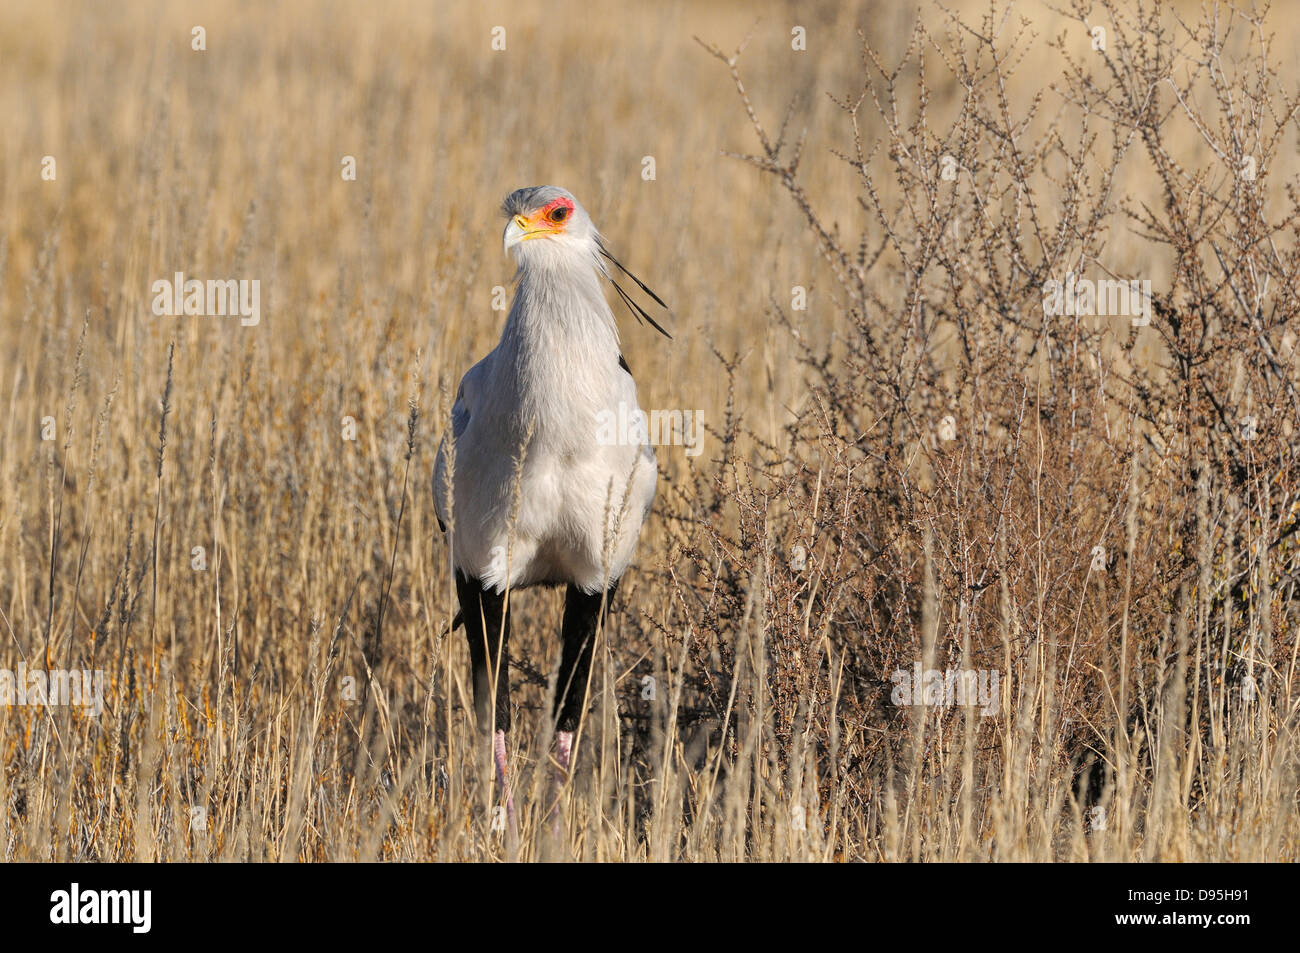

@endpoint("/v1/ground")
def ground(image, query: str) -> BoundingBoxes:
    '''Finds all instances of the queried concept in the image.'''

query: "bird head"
[500,185,673,339]
[501,185,595,259]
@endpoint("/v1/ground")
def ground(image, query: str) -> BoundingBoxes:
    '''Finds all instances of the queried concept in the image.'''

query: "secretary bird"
[433,185,670,820]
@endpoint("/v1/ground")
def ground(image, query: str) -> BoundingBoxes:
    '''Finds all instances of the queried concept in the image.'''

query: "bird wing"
[450,382,473,439]
[434,357,489,533]
[613,358,658,527]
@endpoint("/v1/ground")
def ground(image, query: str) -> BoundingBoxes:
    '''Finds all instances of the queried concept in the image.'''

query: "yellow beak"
[503,214,546,252]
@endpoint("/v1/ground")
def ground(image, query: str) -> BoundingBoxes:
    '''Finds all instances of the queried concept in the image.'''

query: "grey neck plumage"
[494,250,622,441]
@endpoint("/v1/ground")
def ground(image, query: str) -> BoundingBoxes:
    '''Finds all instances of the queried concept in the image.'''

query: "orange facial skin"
[507,196,577,245]
[530,197,575,232]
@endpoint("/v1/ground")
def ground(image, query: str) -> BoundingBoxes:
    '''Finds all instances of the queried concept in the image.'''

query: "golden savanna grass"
[2,0,1299,861]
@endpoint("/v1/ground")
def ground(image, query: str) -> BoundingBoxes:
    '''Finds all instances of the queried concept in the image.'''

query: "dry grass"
[2,0,1299,861]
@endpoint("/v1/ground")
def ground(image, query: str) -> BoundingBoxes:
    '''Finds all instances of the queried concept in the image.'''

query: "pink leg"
[556,730,574,773]
[493,729,515,823]
[549,730,574,834]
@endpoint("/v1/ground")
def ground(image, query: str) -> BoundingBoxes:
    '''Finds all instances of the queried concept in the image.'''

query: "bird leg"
[548,584,615,830]
[555,730,574,773]
[493,728,515,823]
[547,729,574,836]
[456,572,514,826]
[553,583,615,735]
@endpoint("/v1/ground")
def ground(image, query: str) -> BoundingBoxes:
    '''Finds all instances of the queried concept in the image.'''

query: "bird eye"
[549,206,570,223]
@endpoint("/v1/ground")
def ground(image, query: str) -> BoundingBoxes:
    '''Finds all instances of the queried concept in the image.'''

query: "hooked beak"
[503,214,543,253]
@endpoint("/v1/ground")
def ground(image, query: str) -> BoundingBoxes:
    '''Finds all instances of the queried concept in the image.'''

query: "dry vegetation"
[2,0,1299,861]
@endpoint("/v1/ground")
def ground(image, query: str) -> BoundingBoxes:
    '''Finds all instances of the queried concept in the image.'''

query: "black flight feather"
[598,240,673,339]
[608,276,670,340]
[609,277,673,340]
[600,246,669,309]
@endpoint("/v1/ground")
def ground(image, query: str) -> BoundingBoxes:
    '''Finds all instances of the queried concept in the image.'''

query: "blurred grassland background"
[2,0,1300,861]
